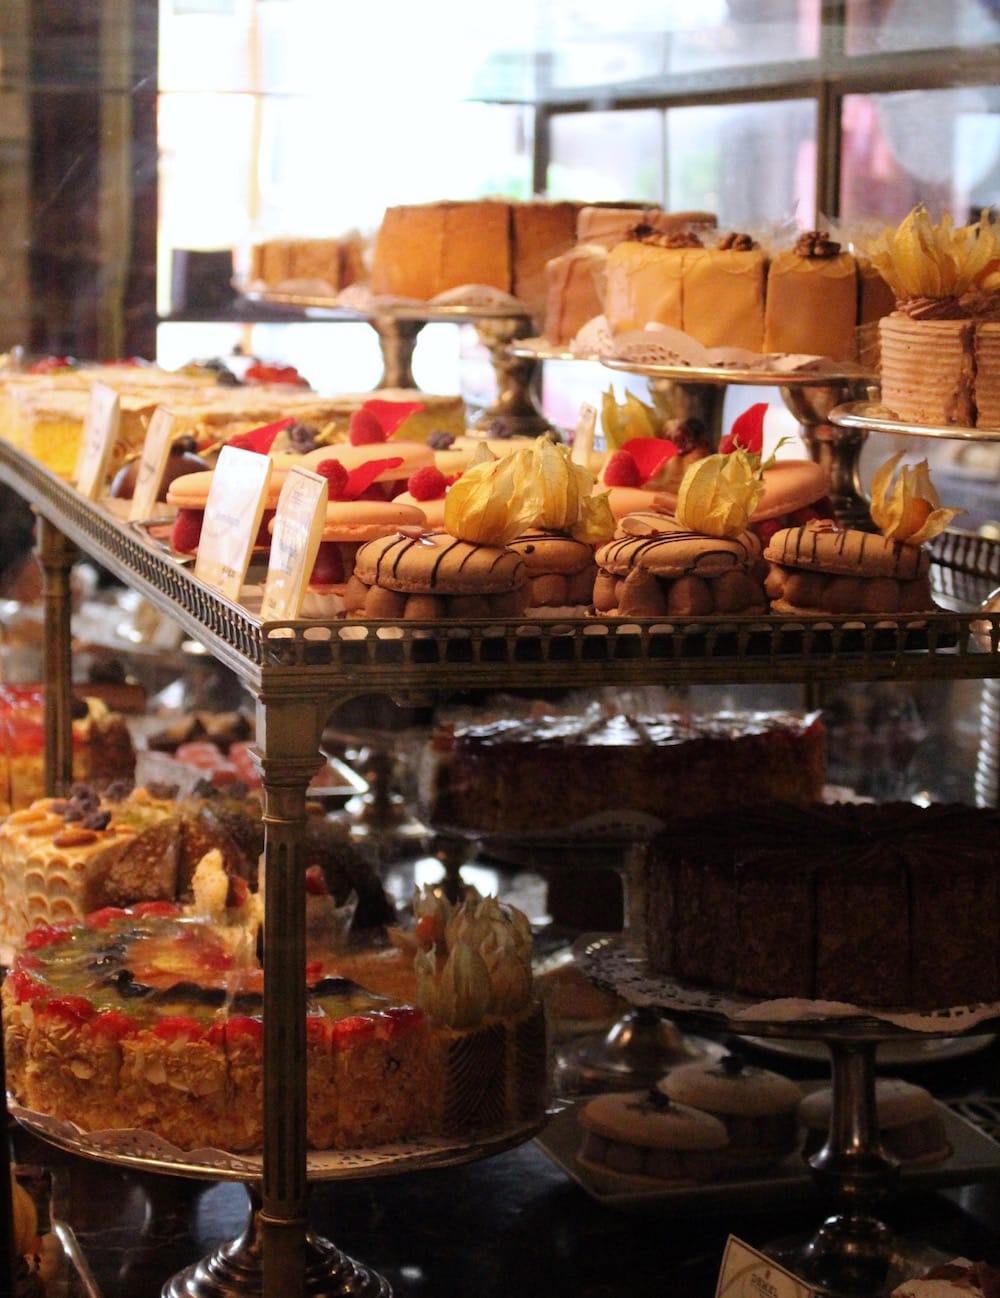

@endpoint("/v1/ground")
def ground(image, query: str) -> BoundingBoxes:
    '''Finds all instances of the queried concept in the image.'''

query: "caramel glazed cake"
[3,877,547,1153]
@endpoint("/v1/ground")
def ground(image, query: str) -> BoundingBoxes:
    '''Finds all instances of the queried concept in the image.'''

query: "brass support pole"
[252,696,328,1298]
[37,516,78,796]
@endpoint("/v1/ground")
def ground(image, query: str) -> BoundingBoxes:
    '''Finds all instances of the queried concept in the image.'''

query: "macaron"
[576,1088,729,1183]
[271,499,428,619]
[507,529,597,613]
[593,511,767,617]
[658,1053,802,1167]
[764,520,936,616]
[799,1078,950,1165]
[341,530,528,620]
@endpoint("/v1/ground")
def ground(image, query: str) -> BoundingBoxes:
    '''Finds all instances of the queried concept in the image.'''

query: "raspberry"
[170,508,203,555]
[406,465,447,500]
[349,409,386,445]
[753,517,783,547]
[305,864,328,896]
[603,449,641,487]
[310,541,346,586]
[314,459,349,499]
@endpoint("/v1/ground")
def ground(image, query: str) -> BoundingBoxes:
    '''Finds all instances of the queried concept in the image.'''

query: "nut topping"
[794,230,841,259]
[53,827,100,848]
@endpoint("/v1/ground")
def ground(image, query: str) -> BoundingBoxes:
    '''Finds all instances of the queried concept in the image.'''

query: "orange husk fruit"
[868,451,963,546]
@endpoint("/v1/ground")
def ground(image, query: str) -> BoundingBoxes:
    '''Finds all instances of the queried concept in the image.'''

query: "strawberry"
[603,449,641,487]
[349,409,387,445]
[23,922,72,951]
[406,466,447,501]
[90,1010,137,1042]
[86,906,130,929]
[6,970,46,1004]
[314,459,349,499]
[151,1015,205,1043]
[222,1015,263,1047]
[383,1006,424,1037]
[170,508,203,555]
[42,995,96,1026]
[330,1014,378,1046]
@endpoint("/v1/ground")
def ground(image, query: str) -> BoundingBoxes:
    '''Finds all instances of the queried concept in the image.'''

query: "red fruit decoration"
[313,456,403,502]
[27,355,76,373]
[603,449,642,487]
[348,399,425,446]
[304,864,329,895]
[309,543,346,586]
[90,1010,138,1042]
[169,508,204,555]
[720,402,768,455]
[406,465,447,500]
[620,437,681,483]
[226,416,297,454]
[244,361,308,387]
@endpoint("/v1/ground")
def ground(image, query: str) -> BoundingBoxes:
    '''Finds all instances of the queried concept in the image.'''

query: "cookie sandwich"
[764,452,963,616]
[576,1088,729,1183]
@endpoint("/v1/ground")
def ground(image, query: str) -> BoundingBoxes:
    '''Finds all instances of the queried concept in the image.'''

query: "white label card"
[260,466,328,620]
[129,406,180,522]
[193,444,273,601]
[716,1237,817,1298]
[75,383,121,500]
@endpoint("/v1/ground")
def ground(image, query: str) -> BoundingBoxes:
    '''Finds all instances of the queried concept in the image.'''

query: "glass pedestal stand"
[576,934,1000,1298]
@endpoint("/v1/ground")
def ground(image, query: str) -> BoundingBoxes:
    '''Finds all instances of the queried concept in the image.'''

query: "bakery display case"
[4,345,1000,1294]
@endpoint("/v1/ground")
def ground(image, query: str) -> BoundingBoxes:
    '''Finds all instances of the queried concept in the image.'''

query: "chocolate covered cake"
[643,801,1000,1010]
[422,709,825,836]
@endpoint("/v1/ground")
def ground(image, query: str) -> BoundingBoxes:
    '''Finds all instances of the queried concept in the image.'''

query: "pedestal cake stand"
[576,933,1000,1298]
[9,1103,543,1298]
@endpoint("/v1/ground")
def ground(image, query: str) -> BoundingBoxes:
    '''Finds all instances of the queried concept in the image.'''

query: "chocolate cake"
[422,709,826,836]
[643,801,1000,1010]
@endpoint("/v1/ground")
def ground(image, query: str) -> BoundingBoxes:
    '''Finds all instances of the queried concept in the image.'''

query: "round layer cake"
[643,800,1000,1010]
[3,903,546,1153]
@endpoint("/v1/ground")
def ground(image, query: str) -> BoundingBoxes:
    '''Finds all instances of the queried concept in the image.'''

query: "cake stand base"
[765,1212,948,1298]
[162,1212,391,1298]
[557,1005,724,1092]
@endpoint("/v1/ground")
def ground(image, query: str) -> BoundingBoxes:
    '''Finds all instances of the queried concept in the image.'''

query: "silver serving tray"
[536,1094,1000,1215]
[831,400,1000,441]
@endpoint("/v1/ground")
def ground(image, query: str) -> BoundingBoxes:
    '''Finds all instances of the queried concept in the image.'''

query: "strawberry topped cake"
[3,880,546,1153]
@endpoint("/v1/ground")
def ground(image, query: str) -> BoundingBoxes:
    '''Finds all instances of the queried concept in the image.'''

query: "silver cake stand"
[10,1103,543,1298]
[245,290,555,438]
[603,358,877,526]
[576,934,1000,1298]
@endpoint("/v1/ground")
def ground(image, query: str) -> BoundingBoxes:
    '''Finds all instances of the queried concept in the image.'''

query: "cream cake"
[762,230,859,361]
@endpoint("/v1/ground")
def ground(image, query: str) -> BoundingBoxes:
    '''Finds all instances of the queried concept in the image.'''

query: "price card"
[716,1237,816,1298]
[129,406,180,522]
[74,383,121,500]
[260,466,329,621]
[193,444,273,601]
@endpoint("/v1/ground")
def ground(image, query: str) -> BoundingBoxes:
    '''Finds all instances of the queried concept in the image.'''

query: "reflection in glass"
[846,0,1000,56]
[666,99,817,228]
[548,110,662,202]
[840,87,1000,225]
